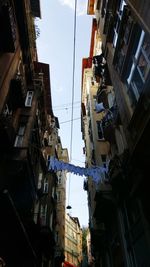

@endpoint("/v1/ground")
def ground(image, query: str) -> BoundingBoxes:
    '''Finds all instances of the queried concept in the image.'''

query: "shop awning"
[64,261,77,267]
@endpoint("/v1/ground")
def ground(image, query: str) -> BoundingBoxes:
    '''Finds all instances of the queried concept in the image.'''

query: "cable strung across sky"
[67,0,78,208]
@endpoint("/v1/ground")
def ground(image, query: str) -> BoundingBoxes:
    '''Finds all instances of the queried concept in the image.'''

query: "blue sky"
[36,0,92,226]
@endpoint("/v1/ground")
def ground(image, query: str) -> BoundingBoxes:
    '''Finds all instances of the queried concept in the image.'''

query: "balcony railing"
[93,56,112,86]
[107,151,129,197]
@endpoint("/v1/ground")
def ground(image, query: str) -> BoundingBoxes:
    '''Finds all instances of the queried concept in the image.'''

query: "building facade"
[82,1,150,267]
[55,146,69,267]
[0,1,66,266]
[86,229,94,267]
[64,214,82,267]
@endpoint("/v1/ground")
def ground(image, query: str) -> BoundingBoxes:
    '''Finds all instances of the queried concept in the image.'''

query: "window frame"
[14,125,25,147]
[43,180,49,193]
[96,121,104,140]
[25,91,33,107]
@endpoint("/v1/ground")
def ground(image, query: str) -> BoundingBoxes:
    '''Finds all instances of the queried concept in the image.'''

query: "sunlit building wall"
[83,0,150,266]
[65,213,82,267]
[55,147,69,265]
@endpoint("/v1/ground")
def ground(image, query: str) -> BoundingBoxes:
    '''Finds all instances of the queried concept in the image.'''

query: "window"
[18,125,25,135]
[96,121,104,140]
[52,187,55,198]
[127,31,150,104]
[142,35,150,60]
[57,191,61,202]
[55,231,59,243]
[101,0,107,17]
[137,49,150,80]
[57,172,62,184]
[25,91,33,107]
[123,17,133,45]
[43,180,48,193]
[50,213,53,230]
[40,204,47,226]
[101,154,107,168]
[58,177,62,184]
[91,149,96,165]
[101,154,106,162]
[93,95,97,110]
[87,101,90,116]
[14,136,23,147]
[38,173,43,189]
[14,125,25,147]
[48,135,53,146]
[46,155,51,166]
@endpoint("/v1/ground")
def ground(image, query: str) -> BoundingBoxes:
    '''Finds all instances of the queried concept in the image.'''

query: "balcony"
[30,0,41,18]
[93,59,112,86]
[11,98,41,164]
[108,152,129,198]
[0,2,16,53]
[103,124,116,144]
[0,114,15,150]
[13,0,33,64]
[96,88,109,108]
[8,78,25,110]
[98,105,119,146]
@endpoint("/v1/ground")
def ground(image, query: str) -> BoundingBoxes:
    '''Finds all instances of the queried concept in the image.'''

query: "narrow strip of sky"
[67,0,77,207]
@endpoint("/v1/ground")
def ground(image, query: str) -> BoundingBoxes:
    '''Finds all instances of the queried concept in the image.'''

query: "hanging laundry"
[48,156,106,183]
[95,102,105,113]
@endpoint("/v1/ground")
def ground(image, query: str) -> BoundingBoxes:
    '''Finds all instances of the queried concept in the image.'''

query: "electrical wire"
[70,0,77,161]
[67,0,77,208]
[60,117,80,124]
[53,101,80,108]
[54,105,80,111]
